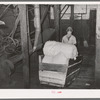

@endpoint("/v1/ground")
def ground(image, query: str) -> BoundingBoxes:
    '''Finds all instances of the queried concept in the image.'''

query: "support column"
[70,5,74,28]
[54,5,60,41]
[95,5,100,88]
[19,5,30,88]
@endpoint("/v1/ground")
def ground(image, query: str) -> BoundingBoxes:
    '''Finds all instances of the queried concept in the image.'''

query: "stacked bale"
[42,41,78,65]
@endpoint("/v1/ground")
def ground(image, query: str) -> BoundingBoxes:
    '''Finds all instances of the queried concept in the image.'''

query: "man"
[62,27,76,45]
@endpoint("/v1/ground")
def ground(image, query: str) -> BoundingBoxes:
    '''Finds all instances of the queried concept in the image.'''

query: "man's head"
[66,27,73,38]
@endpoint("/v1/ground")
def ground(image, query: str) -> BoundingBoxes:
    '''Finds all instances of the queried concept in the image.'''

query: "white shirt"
[62,35,76,45]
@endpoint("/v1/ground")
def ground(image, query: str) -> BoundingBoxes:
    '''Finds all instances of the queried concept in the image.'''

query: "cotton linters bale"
[42,52,69,65]
[43,41,60,56]
[60,43,78,59]
[42,56,53,64]
[52,52,69,65]
[43,41,78,59]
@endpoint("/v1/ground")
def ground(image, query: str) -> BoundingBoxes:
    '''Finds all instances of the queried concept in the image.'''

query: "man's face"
[67,30,72,38]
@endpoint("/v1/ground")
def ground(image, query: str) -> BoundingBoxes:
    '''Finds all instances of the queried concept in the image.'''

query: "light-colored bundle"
[43,41,78,59]
[60,43,78,59]
[52,52,69,65]
[42,56,53,64]
[43,41,61,56]
[42,52,69,65]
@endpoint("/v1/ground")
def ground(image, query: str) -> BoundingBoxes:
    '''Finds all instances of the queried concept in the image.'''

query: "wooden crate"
[39,55,82,87]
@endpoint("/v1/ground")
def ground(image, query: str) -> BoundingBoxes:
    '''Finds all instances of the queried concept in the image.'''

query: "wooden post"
[19,5,30,88]
[95,5,100,88]
[70,5,74,28]
[54,5,60,41]
[95,39,100,88]
[27,6,32,53]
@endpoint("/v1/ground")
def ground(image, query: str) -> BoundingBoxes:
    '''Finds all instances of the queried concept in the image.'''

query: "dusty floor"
[1,45,95,89]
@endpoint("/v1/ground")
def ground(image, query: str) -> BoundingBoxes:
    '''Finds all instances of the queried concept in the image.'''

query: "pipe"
[33,5,41,51]
[0,5,11,19]
[9,14,20,37]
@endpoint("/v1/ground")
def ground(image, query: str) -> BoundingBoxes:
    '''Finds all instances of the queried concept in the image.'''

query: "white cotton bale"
[52,52,69,65]
[43,41,78,59]
[42,55,53,64]
[60,43,78,59]
[42,52,69,65]
[43,41,60,56]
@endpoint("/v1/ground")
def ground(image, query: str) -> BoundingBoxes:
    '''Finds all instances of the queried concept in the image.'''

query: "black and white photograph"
[0,2,99,90]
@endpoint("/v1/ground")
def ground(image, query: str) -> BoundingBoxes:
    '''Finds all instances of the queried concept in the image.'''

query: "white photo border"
[0,1,99,99]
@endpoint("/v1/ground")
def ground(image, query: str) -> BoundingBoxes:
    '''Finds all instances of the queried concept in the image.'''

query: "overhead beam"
[60,6,69,19]
[19,5,30,88]
[60,5,67,14]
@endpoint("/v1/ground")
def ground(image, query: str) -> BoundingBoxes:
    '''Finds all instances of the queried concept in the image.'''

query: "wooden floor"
[2,46,95,89]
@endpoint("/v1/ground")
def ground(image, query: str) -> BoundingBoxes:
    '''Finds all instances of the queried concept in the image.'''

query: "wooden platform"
[39,55,82,87]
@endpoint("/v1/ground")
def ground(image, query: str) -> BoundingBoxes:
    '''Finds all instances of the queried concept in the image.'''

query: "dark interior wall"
[50,19,90,43]
[40,5,50,31]
[89,9,96,45]
[74,20,90,41]
[37,5,56,45]
[50,9,96,46]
